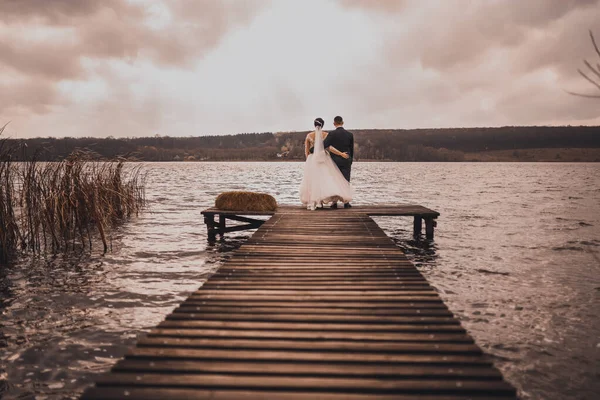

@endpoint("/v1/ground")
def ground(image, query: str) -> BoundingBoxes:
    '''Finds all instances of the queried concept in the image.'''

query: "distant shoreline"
[6,157,600,163]
[4,126,600,162]
[148,157,600,163]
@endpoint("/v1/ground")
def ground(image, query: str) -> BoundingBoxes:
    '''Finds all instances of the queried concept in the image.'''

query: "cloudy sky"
[1,0,600,138]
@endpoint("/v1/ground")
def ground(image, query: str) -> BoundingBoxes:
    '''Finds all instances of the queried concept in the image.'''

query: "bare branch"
[567,30,600,98]
[584,60,600,80]
[590,30,600,59]
[577,68,600,91]
[564,89,600,98]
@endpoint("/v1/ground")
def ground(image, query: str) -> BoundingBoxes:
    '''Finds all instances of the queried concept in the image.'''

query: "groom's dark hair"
[334,116,344,125]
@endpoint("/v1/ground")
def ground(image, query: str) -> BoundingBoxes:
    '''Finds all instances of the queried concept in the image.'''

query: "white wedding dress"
[299,127,353,210]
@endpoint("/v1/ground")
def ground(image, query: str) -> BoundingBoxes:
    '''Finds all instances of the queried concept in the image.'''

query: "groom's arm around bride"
[323,115,353,182]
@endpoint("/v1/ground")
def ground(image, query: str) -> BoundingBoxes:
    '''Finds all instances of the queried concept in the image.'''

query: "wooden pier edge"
[202,204,440,240]
[81,204,517,400]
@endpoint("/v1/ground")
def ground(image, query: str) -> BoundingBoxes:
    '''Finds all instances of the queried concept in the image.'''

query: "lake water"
[1,162,599,400]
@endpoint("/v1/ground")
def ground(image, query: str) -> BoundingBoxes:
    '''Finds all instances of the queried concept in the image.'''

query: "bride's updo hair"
[314,117,324,128]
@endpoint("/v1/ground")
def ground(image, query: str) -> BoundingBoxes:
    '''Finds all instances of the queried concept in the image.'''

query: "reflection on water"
[1,162,599,400]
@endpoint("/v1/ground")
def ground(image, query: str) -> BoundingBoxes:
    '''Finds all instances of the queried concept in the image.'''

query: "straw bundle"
[215,191,277,212]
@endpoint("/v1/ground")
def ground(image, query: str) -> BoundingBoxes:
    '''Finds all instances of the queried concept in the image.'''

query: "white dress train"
[299,127,353,210]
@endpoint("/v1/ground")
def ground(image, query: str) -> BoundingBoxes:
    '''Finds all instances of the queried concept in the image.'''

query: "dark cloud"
[2,1,600,137]
[0,80,60,114]
[0,0,143,24]
[0,0,266,115]
[337,0,600,127]
[342,0,600,71]
[0,38,85,81]
[340,0,408,13]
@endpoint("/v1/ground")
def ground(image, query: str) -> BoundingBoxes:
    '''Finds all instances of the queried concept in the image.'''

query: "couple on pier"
[299,115,354,210]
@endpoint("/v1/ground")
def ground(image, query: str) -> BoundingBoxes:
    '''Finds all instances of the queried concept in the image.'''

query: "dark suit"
[323,126,354,182]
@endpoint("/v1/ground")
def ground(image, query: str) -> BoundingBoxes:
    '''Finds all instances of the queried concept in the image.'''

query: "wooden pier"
[81,205,516,400]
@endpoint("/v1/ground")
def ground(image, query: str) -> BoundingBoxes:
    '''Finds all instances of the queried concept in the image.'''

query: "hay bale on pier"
[215,191,277,212]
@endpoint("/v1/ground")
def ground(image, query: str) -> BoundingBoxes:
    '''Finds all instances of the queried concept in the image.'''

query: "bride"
[299,117,353,210]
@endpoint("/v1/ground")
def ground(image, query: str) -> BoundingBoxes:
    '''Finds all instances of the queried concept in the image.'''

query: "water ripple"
[1,162,599,399]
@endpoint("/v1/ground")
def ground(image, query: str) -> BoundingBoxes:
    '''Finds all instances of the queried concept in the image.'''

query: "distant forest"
[3,126,600,162]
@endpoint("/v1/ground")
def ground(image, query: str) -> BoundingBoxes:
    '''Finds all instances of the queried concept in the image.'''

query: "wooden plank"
[112,359,501,378]
[188,295,442,302]
[124,347,490,364]
[218,264,418,268]
[231,248,406,253]
[136,337,482,354]
[206,278,430,284]
[192,290,438,296]
[211,274,426,280]
[214,259,420,265]
[200,284,433,290]
[93,372,515,394]
[226,255,412,259]
[207,275,429,281]
[215,266,420,271]
[228,255,411,260]
[187,296,444,304]
[165,313,460,325]
[83,387,515,400]
[157,321,465,332]
[173,306,452,316]
[202,280,431,286]
[211,270,424,276]
[147,329,473,342]
[180,301,450,309]
[185,296,446,304]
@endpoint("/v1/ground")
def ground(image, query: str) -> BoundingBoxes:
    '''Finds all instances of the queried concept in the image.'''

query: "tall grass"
[0,128,145,264]
[0,124,19,264]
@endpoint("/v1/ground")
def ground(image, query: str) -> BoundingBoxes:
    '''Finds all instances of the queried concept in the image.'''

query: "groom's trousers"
[331,154,352,183]
[338,165,351,182]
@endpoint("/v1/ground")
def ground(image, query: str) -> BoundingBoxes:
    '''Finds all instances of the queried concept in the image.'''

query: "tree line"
[3,126,600,162]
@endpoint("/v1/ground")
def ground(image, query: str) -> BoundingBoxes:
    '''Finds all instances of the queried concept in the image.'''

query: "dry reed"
[0,123,19,264]
[215,191,277,212]
[0,133,145,264]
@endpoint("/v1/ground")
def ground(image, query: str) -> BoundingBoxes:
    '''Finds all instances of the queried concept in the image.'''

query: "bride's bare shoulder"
[322,131,329,137]
[306,131,315,139]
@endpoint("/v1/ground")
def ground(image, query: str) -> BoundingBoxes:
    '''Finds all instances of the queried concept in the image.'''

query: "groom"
[323,115,354,208]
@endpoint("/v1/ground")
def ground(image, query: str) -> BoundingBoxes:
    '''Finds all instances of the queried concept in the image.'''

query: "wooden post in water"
[218,214,226,238]
[425,217,435,239]
[413,216,423,237]
[204,214,216,241]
